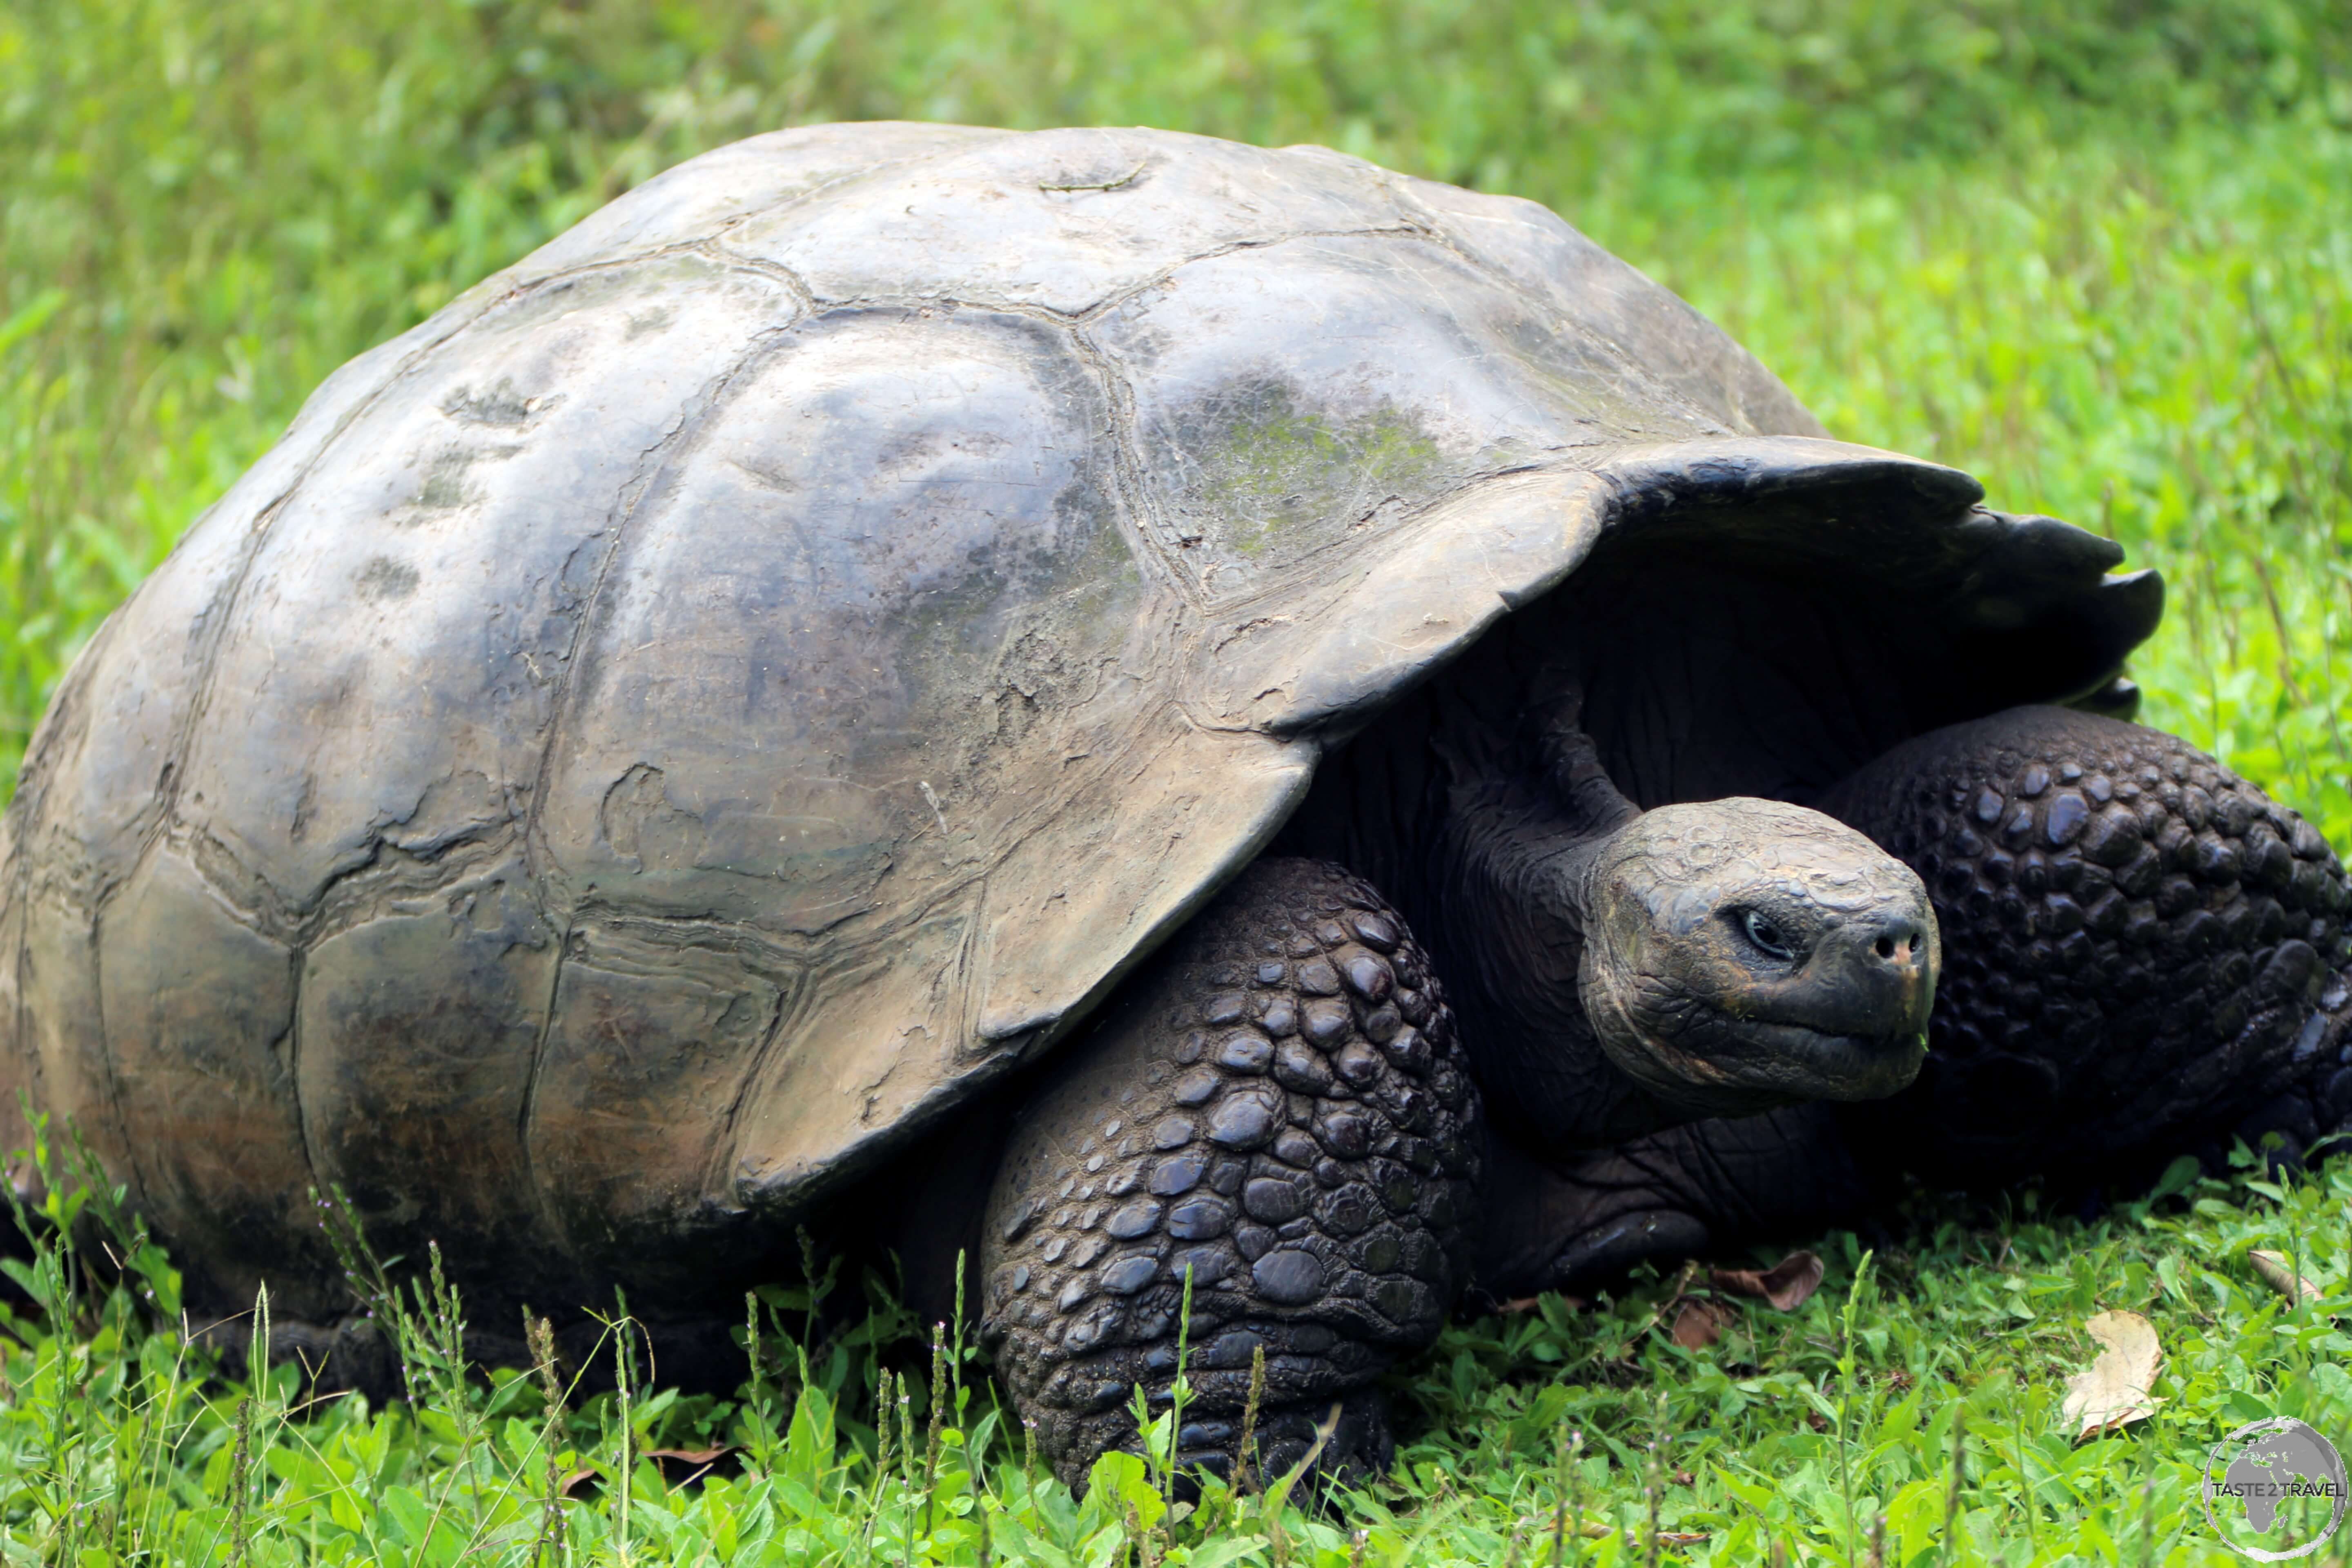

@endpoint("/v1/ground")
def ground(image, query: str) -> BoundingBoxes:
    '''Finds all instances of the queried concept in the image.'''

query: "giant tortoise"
[5,123,2348,1483]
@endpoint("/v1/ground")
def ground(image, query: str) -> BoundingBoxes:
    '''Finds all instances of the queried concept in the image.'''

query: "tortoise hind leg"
[1821,704,2352,1187]
[183,1307,403,1403]
[979,858,1483,1489]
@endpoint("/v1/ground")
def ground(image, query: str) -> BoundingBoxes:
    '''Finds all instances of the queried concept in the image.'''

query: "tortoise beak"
[1711,900,1938,1101]
[1773,905,1938,1045]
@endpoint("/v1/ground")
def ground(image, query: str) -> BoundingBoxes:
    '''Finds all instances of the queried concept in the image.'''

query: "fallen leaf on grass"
[1521,1516,1707,1546]
[2250,1250,2325,1305]
[1709,1250,1825,1311]
[1670,1297,1738,1349]
[1667,1250,1822,1347]
[1590,1524,1708,1546]
[646,1444,736,1475]
[2060,1310,2162,1441]
[557,1445,738,1497]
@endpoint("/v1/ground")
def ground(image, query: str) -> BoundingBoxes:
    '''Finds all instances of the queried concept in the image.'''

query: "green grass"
[5,0,2352,1561]
[7,1133,2352,1564]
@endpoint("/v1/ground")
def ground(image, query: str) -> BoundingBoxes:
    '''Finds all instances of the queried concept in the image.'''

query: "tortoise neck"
[1423,773,1683,1150]
[1273,677,1682,1152]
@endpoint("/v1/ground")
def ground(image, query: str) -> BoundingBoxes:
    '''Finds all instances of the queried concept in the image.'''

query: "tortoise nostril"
[1872,924,1924,965]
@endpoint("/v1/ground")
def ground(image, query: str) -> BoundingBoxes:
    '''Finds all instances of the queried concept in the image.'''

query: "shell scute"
[1391,174,1825,439]
[514,121,1013,283]
[96,849,319,1310]
[721,127,1410,316]
[529,922,791,1280]
[1098,236,1653,597]
[296,864,555,1279]
[180,255,802,923]
[542,305,1140,942]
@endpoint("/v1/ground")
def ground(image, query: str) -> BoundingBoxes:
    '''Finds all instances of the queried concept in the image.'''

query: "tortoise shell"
[0,124,2156,1312]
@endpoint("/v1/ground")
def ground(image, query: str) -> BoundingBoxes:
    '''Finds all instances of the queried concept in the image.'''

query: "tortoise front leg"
[979,859,1483,1489]
[1474,1103,1878,1298]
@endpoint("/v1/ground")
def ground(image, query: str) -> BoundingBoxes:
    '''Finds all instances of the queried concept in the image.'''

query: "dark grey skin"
[961,676,2352,1490]
[967,646,1950,1485]
[1520,704,2352,1300]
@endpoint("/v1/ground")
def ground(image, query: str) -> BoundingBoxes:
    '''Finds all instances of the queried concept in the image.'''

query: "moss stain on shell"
[1185,379,1450,564]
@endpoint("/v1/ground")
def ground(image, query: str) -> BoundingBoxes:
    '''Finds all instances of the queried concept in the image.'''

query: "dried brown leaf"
[555,1445,738,1498]
[1670,1297,1737,1349]
[1583,1525,1706,1545]
[1526,1519,1707,1545]
[644,1445,735,1467]
[2250,1249,2325,1305]
[1709,1250,1825,1312]
[2060,1310,2162,1441]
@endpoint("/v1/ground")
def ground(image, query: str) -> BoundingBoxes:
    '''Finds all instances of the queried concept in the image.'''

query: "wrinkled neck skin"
[1282,671,1727,1154]
[1421,704,1737,1151]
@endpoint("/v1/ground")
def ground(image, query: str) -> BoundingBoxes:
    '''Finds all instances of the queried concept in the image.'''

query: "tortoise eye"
[1741,909,1796,961]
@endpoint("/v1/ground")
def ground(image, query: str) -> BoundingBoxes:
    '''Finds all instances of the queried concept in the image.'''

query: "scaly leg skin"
[980,859,1483,1490]
[185,1310,402,1402]
[1475,1103,1872,1299]
[1824,705,2352,1187]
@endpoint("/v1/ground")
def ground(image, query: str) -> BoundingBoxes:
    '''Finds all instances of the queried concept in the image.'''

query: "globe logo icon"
[2203,1419,2347,1560]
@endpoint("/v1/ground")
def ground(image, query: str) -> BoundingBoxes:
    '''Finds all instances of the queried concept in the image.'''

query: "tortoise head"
[1577,797,1937,1117]
[1381,706,1942,1146]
